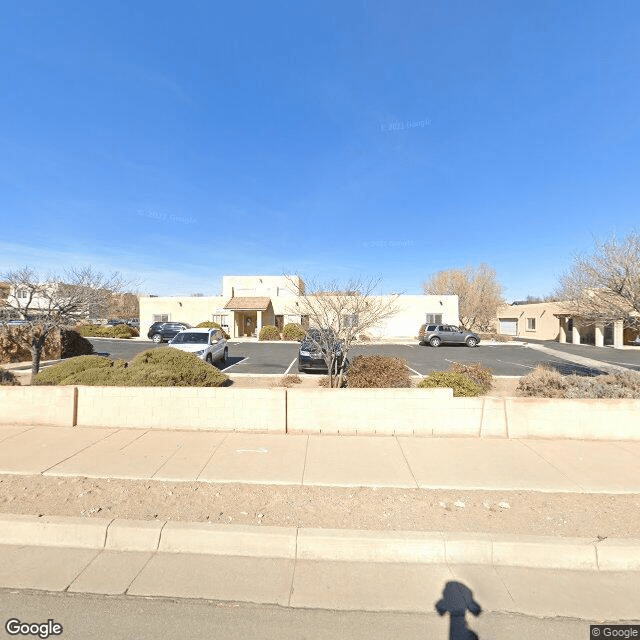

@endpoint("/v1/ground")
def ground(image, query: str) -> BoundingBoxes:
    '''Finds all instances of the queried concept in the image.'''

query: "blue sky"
[1,1,639,301]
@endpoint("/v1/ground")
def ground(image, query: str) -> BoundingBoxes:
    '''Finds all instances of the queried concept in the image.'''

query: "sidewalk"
[0,426,638,493]
[0,515,638,619]
[0,425,638,619]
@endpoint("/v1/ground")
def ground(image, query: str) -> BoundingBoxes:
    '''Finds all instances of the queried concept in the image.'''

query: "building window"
[212,314,229,328]
[343,314,358,328]
[17,289,28,299]
[152,314,169,322]
[526,318,536,331]
[426,313,443,324]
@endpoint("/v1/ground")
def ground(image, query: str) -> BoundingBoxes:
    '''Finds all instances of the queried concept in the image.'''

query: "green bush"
[346,355,412,388]
[76,324,138,339]
[196,322,230,339]
[517,365,640,399]
[34,348,227,387]
[259,325,281,341]
[447,362,493,393]
[418,372,483,397]
[282,323,305,341]
[0,368,19,386]
[34,355,114,385]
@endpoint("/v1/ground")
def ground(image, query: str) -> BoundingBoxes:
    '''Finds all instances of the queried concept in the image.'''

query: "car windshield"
[171,332,208,344]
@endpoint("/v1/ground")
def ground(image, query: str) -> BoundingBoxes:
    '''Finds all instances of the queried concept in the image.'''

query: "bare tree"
[556,232,640,329]
[106,291,140,319]
[422,264,504,331]
[285,276,400,388]
[1,266,127,378]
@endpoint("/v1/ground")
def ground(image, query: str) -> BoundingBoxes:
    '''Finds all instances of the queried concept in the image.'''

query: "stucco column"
[572,322,581,345]
[613,320,624,348]
[257,310,263,335]
[594,322,604,347]
[558,318,567,343]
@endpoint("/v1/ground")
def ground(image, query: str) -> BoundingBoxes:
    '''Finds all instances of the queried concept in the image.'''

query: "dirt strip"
[0,475,638,538]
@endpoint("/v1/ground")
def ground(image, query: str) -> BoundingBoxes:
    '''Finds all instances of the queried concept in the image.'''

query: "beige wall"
[139,295,227,337]
[3,386,640,440]
[222,275,303,299]
[76,387,286,432]
[141,289,459,340]
[497,302,563,340]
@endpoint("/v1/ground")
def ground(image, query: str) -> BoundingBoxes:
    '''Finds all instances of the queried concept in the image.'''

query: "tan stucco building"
[140,275,460,340]
[496,301,636,347]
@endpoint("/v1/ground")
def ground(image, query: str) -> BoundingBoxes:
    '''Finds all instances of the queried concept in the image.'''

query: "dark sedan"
[298,328,345,373]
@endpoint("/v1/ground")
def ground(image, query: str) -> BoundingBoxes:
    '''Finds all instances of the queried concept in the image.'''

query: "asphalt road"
[88,338,618,376]
[0,589,598,640]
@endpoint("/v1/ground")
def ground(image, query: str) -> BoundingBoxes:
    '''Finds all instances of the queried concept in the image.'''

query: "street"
[0,589,607,640]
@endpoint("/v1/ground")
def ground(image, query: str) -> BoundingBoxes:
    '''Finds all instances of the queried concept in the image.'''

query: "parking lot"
[87,338,640,377]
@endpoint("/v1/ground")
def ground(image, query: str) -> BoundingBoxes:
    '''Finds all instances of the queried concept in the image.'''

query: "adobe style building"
[139,275,460,339]
[496,300,637,347]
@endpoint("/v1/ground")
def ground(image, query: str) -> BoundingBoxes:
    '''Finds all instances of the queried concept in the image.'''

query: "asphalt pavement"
[0,590,602,640]
[87,338,626,376]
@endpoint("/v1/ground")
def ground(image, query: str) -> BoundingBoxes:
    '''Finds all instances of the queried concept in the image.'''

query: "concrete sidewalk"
[0,515,638,619]
[0,425,639,493]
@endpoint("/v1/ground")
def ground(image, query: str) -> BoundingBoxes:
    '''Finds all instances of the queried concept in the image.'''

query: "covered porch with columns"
[223,296,275,339]
[555,314,625,348]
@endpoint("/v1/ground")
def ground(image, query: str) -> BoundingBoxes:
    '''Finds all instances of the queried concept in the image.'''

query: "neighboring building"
[496,300,637,347]
[140,275,460,339]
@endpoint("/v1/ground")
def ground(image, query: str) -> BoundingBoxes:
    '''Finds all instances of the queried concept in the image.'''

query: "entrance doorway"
[236,311,258,337]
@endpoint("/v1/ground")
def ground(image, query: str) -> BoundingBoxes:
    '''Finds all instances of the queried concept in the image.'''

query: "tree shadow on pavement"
[435,581,482,640]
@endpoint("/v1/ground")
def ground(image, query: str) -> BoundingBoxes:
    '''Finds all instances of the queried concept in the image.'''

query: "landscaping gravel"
[0,474,637,538]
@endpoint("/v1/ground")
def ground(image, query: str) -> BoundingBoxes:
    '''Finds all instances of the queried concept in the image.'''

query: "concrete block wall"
[0,386,75,427]
[75,387,287,432]
[1,386,639,440]
[285,388,497,436]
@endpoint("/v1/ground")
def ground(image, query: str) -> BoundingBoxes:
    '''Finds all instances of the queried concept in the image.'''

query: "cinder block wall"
[75,387,287,432]
[0,387,76,427]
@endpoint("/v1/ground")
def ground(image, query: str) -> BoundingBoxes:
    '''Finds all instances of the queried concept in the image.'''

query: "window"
[212,314,229,327]
[152,314,169,322]
[526,318,536,331]
[17,289,28,299]
[342,314,358,328]
[426,313,443,324]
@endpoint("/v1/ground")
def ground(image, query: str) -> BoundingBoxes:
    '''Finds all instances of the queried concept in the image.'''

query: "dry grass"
[517,365,640,399]
[346,355,411,388]
[278,374,302,387]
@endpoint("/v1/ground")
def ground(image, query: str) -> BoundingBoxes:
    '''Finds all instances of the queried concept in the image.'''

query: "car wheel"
[466,337,478,347]
[220,348,228,364]
[151,334,163,344]
[429,337,441,347]
[206,353,213,364]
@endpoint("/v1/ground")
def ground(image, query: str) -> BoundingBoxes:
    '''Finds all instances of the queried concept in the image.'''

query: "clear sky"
[1,1,639,301]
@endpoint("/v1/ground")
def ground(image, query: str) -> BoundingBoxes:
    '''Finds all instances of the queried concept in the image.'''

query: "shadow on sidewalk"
[435,581,482,640]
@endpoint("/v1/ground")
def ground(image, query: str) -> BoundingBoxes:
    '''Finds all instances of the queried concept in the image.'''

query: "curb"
[0,514,637,571]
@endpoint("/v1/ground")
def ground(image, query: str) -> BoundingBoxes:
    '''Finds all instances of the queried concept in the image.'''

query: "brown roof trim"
[224,296,271,311]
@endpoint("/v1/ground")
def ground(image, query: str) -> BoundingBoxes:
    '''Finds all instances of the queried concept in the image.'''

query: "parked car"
[4,319,29,326]
[168,328,228,364]
[147,321,192,343]
[106,319,125,326]
[298,328,345,373]
[126,319,140,329]
[419,324,480,347]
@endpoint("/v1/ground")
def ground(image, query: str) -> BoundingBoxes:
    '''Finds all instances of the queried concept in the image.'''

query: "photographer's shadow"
[435,581,482,640]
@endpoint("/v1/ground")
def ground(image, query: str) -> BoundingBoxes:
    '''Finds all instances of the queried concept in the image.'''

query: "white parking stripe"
[284,358,297,375]
[495,359,534,369]
[222,356,249,371]
[405,366,423,376]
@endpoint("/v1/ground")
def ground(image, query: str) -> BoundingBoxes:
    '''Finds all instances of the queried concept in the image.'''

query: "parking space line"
[495,359,534,369]
[405,365,423,377]
[221,357,248,371]
[284,358,297,375]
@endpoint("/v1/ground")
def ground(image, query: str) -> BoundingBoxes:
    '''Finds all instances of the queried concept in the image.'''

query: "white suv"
[168,328,228,365]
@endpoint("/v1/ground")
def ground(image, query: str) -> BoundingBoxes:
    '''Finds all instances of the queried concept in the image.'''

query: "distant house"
[496,300,638,347]
[139,275,460,339]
